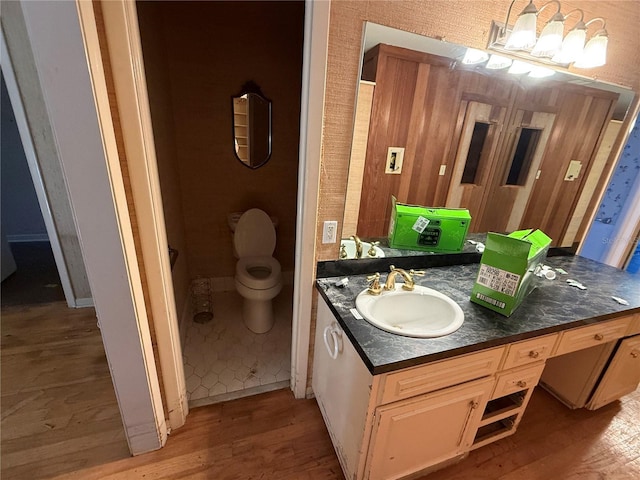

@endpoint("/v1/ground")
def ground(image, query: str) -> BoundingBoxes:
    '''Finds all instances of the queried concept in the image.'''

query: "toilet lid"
[234,208,276,257]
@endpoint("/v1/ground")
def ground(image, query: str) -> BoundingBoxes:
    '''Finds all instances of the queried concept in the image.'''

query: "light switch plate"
[385,147,405,174]
[564,160,582,181]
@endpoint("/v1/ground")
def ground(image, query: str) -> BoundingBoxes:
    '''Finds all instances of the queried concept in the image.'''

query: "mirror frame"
[231,81,272,169]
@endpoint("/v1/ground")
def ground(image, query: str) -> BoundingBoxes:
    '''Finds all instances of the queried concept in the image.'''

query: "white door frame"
[83,0,188,430]
[18,0,167,454]
[291,0,330,398]
[1,29,78,309]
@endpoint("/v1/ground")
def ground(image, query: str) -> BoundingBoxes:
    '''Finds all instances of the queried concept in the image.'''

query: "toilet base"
[242,298,275,334]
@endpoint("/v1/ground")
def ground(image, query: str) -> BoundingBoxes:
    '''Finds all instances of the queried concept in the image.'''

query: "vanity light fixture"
[489,0,609,69]
[574,19,608,68]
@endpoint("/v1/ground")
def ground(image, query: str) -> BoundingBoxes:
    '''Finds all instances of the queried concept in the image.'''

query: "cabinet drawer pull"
[516,380,528,388]
[594,333,604,341]
[528,350,540,359]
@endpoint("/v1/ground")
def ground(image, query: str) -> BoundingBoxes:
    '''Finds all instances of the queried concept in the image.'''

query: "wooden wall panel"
[316,0,640,260]
[521,90,616,243]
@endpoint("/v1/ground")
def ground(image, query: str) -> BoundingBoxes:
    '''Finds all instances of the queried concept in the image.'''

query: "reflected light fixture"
[528,66,555,78]
[508,60,533,74]
[490,0,609,69]
[486,54,513,70]
[462,48,490,65]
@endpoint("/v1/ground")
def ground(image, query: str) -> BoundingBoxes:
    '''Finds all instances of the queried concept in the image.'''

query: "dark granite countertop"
[315,255,640,375]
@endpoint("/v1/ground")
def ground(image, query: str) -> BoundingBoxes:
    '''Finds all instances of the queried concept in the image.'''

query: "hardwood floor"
[2,301,638,479]
[0,302,129,479]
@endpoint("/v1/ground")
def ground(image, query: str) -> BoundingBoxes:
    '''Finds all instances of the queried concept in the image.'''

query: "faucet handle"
[366,273,382,295]
[410,269,425,277]
[340,243,348,259]
[367,241,380,257]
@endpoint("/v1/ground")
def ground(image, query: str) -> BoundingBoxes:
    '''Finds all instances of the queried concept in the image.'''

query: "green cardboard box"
[387,196,471,252]
[470,229,552,316]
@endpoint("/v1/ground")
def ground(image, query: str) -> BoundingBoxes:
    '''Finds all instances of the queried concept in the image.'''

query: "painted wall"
[316,0,640,261]
[581,115,640,263]
[138,1,304,280]
[1,74,47,241]
[1,2,92,301]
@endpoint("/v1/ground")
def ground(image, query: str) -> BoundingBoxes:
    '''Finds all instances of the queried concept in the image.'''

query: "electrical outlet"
[323,220,338,244]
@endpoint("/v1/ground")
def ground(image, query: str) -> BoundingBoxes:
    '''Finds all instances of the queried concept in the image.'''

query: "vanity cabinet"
[314,292,639,480]
[366,377,493,480]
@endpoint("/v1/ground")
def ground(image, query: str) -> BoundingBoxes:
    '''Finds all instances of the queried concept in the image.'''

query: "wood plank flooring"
[1,302,129,479]
[2,300,638,479]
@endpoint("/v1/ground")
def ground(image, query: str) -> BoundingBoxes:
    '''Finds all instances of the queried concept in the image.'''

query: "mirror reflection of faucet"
[349,235,363,259]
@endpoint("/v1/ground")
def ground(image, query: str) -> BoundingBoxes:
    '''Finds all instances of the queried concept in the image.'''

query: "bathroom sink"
[355,285,464,338]
[340,239,385,259]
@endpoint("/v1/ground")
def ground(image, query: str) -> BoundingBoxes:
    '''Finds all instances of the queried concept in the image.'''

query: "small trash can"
[192,276,213,323]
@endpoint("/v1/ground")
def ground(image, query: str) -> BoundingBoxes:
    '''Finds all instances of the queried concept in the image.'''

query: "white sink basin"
[355,284,464,338]
[340,239,385,259]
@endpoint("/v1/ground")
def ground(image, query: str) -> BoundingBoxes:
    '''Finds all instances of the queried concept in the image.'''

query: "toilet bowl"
[233,209,282,333]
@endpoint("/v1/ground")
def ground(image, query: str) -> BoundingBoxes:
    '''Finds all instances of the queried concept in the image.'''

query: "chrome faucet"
[350,235,363,259]
[384,265,425,291]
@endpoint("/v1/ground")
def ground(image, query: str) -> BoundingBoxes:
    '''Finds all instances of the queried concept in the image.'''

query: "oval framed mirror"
[232,81,272,169]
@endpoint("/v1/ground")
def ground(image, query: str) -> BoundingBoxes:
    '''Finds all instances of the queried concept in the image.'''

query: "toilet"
[232,209,282,333]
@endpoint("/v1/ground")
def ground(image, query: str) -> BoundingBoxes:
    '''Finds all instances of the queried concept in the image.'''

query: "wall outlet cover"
[322,220,338,244]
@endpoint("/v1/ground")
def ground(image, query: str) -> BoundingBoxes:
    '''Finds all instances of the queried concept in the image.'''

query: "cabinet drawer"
[501,334,557,370]
[491,362,545,400]
[379,347,505,405]
[553,317,630,356]
[627,314,640,336]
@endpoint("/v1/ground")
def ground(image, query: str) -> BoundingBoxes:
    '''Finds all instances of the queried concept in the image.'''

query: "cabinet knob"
[528,350,540,359]
[594,333,604,341]
[516,380,528,388]
[469,401,479,409]
[631,351,639,359]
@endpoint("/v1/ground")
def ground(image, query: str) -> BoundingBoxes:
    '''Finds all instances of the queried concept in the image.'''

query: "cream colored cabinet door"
[587,335,640,410]
[366,377,493,480]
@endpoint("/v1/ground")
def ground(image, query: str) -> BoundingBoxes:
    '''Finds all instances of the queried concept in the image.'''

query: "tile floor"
[182,286,292,406]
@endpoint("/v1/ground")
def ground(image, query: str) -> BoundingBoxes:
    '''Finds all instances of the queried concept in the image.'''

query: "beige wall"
[142,1,304,279]
[316,0,640,261]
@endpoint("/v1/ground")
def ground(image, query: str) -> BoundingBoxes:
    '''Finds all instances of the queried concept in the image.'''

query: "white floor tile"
[182,286,292,405]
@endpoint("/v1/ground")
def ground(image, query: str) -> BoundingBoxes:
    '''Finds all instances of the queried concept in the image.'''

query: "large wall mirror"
[232,81,272,169]
[338,22,636,262]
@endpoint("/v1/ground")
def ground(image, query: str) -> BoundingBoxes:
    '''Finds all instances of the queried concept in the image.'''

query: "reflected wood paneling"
[355,43,617,243]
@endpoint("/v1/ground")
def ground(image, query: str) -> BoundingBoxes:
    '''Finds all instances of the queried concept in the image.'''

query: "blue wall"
[1,74,48,241]
[581,114,640,273]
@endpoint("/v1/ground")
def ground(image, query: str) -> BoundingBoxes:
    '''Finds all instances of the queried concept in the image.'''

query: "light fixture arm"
[501,0,538,38]
[585,17,608,36]
[538,0,562,17]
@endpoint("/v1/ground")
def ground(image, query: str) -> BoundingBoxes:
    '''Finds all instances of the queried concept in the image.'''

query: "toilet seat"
[236,256,281,290]
[234,209,276,257]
